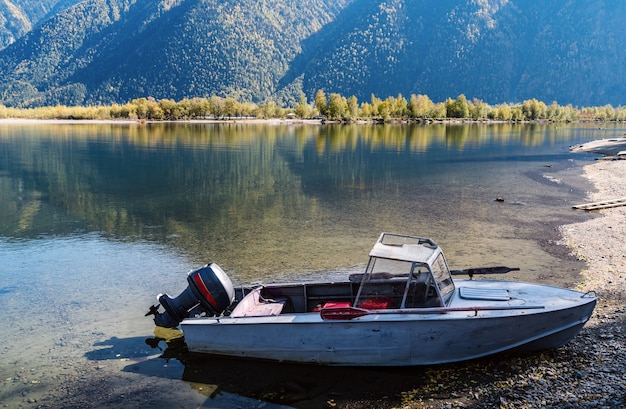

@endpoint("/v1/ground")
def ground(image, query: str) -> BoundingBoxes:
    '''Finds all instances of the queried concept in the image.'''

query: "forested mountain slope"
[0,0,625,108]
[297,0,626,106]
[0,0,351,107]
[0,0,78,49]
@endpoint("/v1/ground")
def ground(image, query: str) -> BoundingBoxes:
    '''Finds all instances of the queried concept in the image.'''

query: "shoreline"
[0,117,307,125]
[2,116,626,126]
[560,159,626,303]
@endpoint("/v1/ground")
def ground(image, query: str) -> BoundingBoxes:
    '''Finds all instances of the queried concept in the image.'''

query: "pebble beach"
[562,159,626,304]
[550,159,626,408]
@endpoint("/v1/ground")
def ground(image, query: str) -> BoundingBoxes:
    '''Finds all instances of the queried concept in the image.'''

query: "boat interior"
[227,269,446,317]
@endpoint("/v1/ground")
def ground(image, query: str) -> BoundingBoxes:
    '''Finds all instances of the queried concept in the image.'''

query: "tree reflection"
[0,122,600,281]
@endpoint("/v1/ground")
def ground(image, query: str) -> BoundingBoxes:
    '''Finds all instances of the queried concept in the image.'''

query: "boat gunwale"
[181,293,596,325]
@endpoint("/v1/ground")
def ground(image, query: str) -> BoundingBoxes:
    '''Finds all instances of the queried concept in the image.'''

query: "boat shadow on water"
[136,333,434,407]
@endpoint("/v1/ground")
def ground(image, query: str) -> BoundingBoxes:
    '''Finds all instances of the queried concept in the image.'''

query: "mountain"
[0,0,351,107]
[1,0,625,108]
[294,0,626,106]
[0,0,78,49]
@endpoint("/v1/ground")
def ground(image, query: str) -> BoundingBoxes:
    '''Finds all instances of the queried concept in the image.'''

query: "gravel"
[561,159,626,304]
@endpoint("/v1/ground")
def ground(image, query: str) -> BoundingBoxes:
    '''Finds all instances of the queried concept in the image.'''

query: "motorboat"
[147,233,596,366]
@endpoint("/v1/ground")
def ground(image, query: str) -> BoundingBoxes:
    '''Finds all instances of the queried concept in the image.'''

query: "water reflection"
[0,122,607,282]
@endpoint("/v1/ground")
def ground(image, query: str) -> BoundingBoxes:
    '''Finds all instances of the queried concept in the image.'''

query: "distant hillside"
[1,0,625,108]
[77,0,351,105]
[0,0,351,107]
[0,0,78,49]
[296,0,626,106]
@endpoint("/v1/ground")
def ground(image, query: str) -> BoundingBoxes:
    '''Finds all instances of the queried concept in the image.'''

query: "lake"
[0,121,611,407]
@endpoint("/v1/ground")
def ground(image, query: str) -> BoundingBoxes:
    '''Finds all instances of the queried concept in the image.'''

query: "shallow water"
[0,122,614,407]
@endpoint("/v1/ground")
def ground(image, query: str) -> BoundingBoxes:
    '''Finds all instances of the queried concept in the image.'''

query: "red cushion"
[313,301,351,311]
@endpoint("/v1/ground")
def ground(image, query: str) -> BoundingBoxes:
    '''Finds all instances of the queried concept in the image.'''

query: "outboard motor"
[147,263,235,328]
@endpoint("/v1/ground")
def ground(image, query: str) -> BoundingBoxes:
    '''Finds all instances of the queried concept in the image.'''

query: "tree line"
[1,92,626,122]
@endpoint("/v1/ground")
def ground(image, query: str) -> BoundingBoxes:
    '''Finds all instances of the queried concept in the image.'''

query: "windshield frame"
[353,255,454,309]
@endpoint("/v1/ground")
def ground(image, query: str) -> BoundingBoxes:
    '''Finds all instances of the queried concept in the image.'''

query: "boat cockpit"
[351,256,454,309]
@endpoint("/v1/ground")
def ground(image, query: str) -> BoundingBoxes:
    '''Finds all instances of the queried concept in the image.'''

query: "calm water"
[0,121,612,407]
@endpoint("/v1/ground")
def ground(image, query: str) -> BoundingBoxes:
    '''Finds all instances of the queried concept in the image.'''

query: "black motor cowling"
[148,263,235,328]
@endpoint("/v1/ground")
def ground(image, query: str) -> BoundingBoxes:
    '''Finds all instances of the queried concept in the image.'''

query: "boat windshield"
[353,257,444,309]
[430,253,455,305]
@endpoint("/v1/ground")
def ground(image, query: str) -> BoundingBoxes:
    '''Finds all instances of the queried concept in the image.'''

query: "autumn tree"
[256,101,281,118]
[209,96,224,118]
[359,102,373,118]
[511,106,524,121]
[328,93,348,120]
[347,95,359,120]
[521,99,547,120]
[445,94,469,118]
[315,89,328,117]
[408,94,434,119]
[223,97,238,118]
[159,98,182,119]
[491,103,513,121]
[187,97,210,118]
[370,94,383,119]
[389,94,408,118]
[378,99,391,121]
[431,102,447,119]
[469,98,490,120]
[129,98,150,119]
[294,96,310,118]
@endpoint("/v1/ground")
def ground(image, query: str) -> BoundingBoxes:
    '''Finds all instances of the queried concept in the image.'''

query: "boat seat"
[230,287,286,317]
[358,298,397,309]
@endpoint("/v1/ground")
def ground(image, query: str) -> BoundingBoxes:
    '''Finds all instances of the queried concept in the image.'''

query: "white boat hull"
[181,281,596,366]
